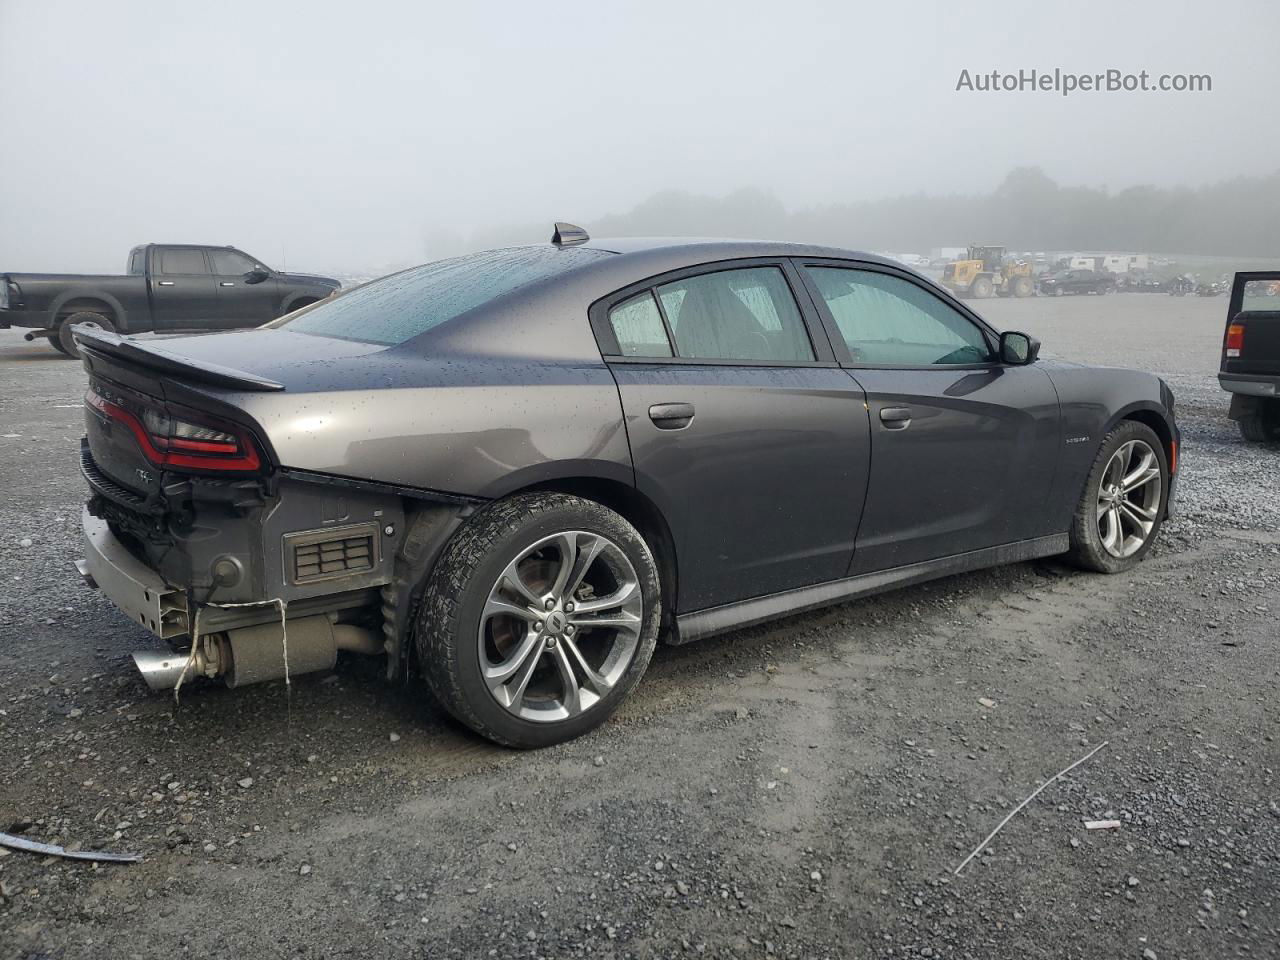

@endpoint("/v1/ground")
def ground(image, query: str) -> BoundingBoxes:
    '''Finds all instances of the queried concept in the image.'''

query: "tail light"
[86,387,263,473]
[1225,323,1245,358]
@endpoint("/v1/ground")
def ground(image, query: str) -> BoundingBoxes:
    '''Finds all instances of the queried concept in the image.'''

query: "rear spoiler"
[74,328,285,392]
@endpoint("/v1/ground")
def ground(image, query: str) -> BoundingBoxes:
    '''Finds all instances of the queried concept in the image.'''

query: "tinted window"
[158,248,209,275]
[608,291,672,357]
[279,246,610,346]
[654,267,812,362]
[209,250,259,275]
[127,248,144,275]
[806,267,991,365]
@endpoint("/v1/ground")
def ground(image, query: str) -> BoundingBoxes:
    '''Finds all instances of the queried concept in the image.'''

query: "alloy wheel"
[1096,439,1162,558]
[477,530,643,722]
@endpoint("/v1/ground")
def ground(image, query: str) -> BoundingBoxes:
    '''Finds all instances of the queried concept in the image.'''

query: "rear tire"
[1012,276,1034,298]
[1238,414,1278,442]
[58,312,115,359]
[414,492,661,748]
[49,336,72,357]
[1066,421,1168,574]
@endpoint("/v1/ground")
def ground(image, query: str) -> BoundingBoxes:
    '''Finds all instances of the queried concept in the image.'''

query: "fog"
[2,0,1277,275]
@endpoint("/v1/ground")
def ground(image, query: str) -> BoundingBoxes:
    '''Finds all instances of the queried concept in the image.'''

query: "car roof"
[580,235,899,269]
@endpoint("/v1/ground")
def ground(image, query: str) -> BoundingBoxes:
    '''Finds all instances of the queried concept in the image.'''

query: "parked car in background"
[0,244,339,357]
[1116,272,1165,293]
[1038,269,1117,296]
[1220,272,1280,441]
[74,227,1179,748]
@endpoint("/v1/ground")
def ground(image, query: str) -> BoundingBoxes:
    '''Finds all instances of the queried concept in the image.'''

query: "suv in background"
[1038,269,1117,296]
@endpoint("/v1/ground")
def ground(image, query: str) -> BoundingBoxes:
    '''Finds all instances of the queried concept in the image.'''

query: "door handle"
[879,406,912,429]
[649,402,695,430]
[157,280,175,286]
[219,281,236,287]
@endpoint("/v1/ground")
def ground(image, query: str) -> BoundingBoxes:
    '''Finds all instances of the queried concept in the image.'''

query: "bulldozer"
[941,245,1036,298]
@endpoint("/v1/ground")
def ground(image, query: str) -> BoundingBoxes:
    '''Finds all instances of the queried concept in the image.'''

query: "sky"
[2,0,1277,274]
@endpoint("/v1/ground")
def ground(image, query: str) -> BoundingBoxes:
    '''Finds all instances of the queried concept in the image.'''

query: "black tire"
[1065,421,1169,574]
[49,336,72,357]
[1238,415,1278,442]
[414,492,661,748]
[1012,276,1034,298]
[970,276,993,299]
[58,312,115,359]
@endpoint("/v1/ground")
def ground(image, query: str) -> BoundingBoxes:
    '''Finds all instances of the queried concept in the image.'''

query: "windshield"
[276,246,610,346]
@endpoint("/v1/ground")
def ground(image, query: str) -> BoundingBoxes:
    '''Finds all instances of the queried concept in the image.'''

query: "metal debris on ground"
[953,740,1110,876]
[1084,819,1123,830]
[0,831,141,864]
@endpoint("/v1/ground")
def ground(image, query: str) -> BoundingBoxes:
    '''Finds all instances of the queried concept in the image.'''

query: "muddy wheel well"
[522,477,680,638]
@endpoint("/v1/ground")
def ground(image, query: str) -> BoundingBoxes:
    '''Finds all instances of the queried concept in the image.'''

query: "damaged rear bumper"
[78,507,189,639]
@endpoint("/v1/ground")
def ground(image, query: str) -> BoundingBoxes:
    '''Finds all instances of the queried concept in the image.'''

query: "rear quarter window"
[277,247,611,346]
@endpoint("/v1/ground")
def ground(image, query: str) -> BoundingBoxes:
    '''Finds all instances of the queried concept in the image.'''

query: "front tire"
[58,312,115,359]
[1066,421,1168,573]
[970,277,994,299]
[414,493,661,748]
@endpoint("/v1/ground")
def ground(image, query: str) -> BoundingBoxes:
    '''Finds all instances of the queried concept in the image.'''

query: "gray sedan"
[74,227,1179,747]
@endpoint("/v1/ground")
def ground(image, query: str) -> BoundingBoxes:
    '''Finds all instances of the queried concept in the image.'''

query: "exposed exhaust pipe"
[132,615,381,691]
[132,650,200,691]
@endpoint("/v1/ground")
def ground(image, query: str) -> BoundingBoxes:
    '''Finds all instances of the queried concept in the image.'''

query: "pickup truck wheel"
[49,337,72,357]
[414,492,661,748]
[1065,421,1168,574]
[58,312,115,358]
[1238,414,1279,442]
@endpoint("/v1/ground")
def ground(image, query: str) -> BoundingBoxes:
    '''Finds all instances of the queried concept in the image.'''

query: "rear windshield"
[277,246,610,346]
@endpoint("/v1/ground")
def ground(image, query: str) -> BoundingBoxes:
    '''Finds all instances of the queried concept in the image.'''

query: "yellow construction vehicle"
[941,245,1036,298]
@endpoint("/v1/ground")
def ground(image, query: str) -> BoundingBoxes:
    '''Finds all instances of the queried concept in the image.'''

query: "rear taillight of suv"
[86,387,263,473]
[1225,323,1245,358]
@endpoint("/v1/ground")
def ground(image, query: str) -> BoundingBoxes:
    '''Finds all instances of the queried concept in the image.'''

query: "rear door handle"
[157,280,175,286]
[879,406,912,429]
[649,402,695,430]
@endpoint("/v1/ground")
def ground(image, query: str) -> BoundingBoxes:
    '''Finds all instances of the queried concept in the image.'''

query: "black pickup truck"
[1220,272,1280,442]
[0,244,340,357]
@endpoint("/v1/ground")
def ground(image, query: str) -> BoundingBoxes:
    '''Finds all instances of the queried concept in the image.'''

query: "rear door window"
[653,266,813,362]
[158,248,211,275]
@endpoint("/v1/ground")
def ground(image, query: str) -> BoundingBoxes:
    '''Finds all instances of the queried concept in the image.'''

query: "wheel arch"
[279,294,322,317]
[516,476,680,640]
[1108,402,1176,471]
[52,294,123,327]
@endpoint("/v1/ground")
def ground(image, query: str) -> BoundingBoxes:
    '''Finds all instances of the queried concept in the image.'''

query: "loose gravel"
[0,294,1276,959]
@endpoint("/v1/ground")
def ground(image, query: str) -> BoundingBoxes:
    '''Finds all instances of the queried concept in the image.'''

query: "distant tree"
[586,168,1280,257]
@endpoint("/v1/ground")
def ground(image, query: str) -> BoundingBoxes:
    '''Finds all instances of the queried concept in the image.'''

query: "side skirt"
[673,534,1070,645]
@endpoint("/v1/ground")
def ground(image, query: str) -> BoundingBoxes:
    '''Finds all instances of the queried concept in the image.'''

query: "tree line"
[580,166,1280,258]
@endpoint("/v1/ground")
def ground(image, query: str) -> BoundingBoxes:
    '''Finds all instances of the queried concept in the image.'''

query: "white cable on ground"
[953,740,1110,876]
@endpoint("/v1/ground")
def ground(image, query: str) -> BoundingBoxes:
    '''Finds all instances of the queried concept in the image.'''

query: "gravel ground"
[0,293,1276,960]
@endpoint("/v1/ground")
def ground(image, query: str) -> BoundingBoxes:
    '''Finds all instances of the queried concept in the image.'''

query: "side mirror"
[244,268,270,285]
[999,331,1040,365]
